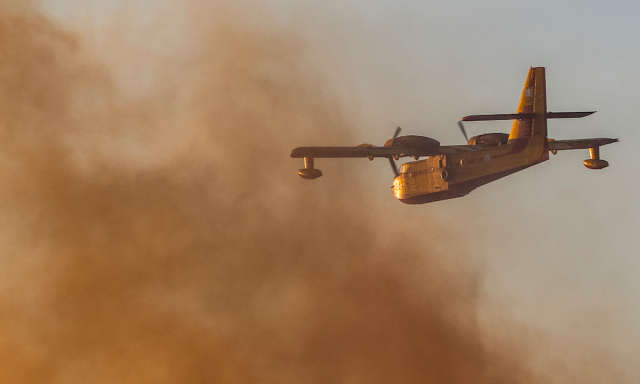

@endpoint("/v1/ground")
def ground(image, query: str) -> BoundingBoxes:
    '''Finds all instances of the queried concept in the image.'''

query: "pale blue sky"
[37,0,640,379]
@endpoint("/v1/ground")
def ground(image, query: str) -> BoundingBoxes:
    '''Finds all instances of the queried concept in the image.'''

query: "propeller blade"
[393,126,402,139]
[457,121,468,143]
[389,157,399,177]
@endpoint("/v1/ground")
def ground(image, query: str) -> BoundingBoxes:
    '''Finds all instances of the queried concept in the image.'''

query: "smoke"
[0,1,620,383]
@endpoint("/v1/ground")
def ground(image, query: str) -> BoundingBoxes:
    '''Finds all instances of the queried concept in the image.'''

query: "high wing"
[290,146,429,159]
[290,145,482,159]
[548,138,618,151]
[290,138,619,159]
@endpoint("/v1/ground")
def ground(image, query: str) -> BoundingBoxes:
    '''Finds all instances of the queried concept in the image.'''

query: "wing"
[290,145,483,159]
[290,146,430,159]
[292,138,618,159]
[548,138,618,151]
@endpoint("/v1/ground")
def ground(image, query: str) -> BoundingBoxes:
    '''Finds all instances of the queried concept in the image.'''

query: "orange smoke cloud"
[0,2,596,383]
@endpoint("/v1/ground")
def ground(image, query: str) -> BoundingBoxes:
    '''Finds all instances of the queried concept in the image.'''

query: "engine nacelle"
[467,133,510,147]
[384,135,440,152]
[583,147,609,169]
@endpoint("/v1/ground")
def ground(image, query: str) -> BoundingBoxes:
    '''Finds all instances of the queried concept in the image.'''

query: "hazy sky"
[30,0,640,380]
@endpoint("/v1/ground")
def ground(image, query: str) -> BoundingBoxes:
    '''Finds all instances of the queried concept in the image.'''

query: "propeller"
[388,126,402,176]
[389,157,399,177]
[457,120,468,143]
[392,126,402,140]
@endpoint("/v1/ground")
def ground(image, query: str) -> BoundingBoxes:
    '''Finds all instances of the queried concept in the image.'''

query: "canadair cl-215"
[290,67,618,204]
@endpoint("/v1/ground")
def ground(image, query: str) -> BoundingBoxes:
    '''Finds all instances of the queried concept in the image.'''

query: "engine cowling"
[467,133,509,147]
[384,135,440,152]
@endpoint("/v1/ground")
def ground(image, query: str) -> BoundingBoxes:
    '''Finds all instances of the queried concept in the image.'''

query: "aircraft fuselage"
[392,138,547,204]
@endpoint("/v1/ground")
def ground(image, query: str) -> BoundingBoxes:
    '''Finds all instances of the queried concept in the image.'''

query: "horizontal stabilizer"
[462,113,534,121]
[547,111,596,119]
[462,111,595,121]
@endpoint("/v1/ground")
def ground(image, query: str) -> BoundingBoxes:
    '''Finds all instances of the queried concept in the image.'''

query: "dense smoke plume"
[0,2,617,383]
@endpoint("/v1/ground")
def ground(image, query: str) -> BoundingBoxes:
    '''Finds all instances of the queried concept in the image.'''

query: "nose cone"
[392,175,404,199]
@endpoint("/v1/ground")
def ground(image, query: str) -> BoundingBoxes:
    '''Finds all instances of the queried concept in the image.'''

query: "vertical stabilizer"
[509,67,547,141]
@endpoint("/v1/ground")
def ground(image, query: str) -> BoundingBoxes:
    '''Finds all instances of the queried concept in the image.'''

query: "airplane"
[290,67,618,204]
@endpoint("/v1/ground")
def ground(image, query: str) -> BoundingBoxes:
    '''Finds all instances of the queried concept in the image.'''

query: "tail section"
[459,67,597,160]
[509,67,547,141]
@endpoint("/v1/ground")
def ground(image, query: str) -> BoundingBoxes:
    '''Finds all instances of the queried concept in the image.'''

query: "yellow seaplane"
[290,67,618,204]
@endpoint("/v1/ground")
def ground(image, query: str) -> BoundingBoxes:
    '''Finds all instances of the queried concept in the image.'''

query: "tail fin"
[508,67,547,141]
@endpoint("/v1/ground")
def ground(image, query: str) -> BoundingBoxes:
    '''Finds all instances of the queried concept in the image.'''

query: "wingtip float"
[291,67,618,204]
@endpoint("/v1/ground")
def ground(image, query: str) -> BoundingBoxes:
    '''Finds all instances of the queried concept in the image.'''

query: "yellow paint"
[393,68,550,201]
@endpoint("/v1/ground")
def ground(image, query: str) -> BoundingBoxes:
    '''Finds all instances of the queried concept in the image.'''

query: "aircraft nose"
[391,175,404,198]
